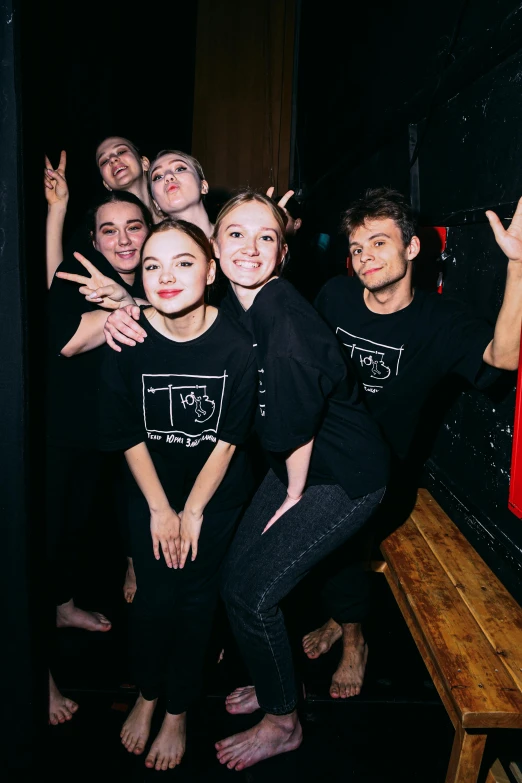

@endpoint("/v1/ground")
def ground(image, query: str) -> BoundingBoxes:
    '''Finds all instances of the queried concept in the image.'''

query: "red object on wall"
[346,254,354,276]
[509,324,522,518]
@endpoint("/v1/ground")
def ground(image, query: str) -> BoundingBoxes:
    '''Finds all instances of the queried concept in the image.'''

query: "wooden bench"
[379,488,522,783]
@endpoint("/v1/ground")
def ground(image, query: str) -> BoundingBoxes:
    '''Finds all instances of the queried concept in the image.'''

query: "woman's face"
[213,201,287,290]
[96,137,149,191]
[150,154,208,215]
[142,229,215,314]
[93,202,149,275]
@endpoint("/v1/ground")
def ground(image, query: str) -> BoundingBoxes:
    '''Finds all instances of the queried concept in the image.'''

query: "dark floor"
[39,566,461,783]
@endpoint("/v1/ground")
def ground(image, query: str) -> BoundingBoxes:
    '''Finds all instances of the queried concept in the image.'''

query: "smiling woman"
[95,136,157,214]
[97,219,258,771]
[45,191,152,725]
[204,191,389,772]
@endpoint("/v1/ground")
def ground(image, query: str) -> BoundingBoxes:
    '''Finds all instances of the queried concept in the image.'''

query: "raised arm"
[124,442,180,568]
[44,151,69,287]
[178,440,237,568]
[484,197,522,370]
[58,253,136,356]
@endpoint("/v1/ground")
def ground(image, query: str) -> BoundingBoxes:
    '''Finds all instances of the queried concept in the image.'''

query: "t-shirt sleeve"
[98,348,146,451]
[443,301,502,388]
[259,355,336,452]
[47,265,95,357]
[218,352,258,445]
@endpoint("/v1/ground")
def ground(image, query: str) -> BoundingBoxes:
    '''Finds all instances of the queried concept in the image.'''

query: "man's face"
[349,218,418,292]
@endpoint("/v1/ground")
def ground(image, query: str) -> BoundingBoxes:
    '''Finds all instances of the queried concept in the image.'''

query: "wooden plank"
[382,521,522,728]
[485,759,510,783]
[382,561,460,728]
[411,489,522,695]
[445,726,487,783]
[510,761,522,783]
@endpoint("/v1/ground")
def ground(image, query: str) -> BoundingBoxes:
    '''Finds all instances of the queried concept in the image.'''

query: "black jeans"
[129,495,243,715]
[319,473,418,624]
[221,470,385,715]
[318,526,374,625]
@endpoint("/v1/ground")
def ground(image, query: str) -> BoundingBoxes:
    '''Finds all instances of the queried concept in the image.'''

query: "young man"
[304,187,522,699]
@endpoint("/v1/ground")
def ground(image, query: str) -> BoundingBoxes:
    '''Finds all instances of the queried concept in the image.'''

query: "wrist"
[150,502,172,515]
[183,505,204,518]
[507,259,522,276]
[47,201,68,214]
[119,295,137,308]
[286,491,303,501]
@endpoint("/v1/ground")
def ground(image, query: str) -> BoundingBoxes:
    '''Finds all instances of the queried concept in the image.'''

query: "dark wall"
[20,0,198,234]
[295,0,522,595]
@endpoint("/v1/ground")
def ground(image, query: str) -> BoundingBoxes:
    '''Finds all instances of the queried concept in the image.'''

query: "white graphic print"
[258,367,266,416]
[336,327,404,393]
[142,373,226,436]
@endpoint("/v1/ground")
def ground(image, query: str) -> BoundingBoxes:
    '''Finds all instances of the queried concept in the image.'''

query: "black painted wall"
[295,0,522,596]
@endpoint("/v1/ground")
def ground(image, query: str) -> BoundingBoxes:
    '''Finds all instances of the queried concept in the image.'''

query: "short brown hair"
[341,187,417,247]
[141,218,213,264]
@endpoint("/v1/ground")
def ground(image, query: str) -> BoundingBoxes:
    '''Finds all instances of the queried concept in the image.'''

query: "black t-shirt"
[46,249,144,449]
[220,279,389,498]
[99,310,258,512]
[314,275,500,459]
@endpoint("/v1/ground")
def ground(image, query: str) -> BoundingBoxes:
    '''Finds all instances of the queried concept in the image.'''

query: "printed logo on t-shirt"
[142,372,226,444]
[336,328,404,393]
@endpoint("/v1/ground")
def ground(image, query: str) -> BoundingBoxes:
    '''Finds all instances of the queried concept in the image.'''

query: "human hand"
[265,186,295,209]
[262,493,302,534]
[44,151,69,207]
[178,509,204,568]
[56,252,135,310]
[486,197,522,264]
[150,506,181,568]
[104,304,146,352]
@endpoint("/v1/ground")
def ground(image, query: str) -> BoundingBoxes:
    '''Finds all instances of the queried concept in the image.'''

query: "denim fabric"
[221,470,385,714]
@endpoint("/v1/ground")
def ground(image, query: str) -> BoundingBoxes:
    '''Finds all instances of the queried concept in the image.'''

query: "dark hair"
[341,187,417,247]
[88,191,153,236]
[141,218,213,264]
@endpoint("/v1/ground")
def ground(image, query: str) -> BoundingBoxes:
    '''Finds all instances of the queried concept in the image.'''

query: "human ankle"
[341,622,365,644]
[265,710,298,731]
[163,711,186,723]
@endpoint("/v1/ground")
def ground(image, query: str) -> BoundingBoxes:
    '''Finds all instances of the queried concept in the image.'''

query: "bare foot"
[225,686,260,715]
[216,712,302,771]
[120,693,157,755]
[49,671,79,726]
[123,557,137,603]
[330,623,368,699]
[302,617,342,659]
[145,711,186,771]
[56,598,111,632]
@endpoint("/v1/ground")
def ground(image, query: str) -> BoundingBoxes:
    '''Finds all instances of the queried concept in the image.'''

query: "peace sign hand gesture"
[266,186,295,209]
[486,197,522,264]
[56,252,136,310]
[44,150,69,207]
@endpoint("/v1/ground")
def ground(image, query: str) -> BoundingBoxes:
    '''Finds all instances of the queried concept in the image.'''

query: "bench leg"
[445,726,487,783]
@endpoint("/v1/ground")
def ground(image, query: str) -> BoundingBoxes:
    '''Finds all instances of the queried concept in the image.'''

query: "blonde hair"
[213,190,287,252]
[149,149,206,185]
